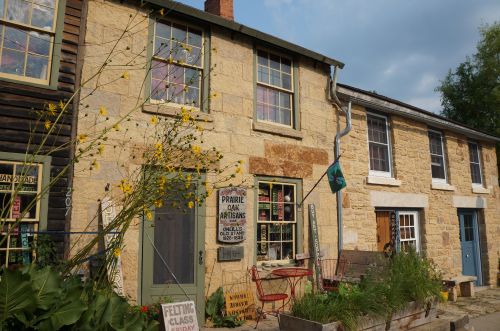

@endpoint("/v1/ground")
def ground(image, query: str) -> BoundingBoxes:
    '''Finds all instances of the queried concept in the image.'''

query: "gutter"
[329,67,352,258]
[144,0,345,68]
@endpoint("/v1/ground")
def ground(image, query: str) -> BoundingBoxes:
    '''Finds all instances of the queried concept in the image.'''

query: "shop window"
[468,142,483,185]
[428,130,447,182]
[398,211,420,252]
[375,210,420,253]
[255,49,294,127]
[0,154,50,267]
[0,0,61,85]
[150,19,204,109]
[256,180,298,263]
[367,113,392,177]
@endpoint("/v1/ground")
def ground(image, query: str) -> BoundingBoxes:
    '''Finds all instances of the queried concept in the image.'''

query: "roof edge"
[337,84,500,143]
[145,0,345,68]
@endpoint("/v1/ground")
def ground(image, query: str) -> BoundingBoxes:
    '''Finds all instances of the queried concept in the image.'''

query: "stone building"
[69,0,499,323]
[0,0,85,265]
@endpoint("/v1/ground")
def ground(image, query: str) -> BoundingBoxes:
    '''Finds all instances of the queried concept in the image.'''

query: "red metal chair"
[249,265,288,329]
[320,257,347,292]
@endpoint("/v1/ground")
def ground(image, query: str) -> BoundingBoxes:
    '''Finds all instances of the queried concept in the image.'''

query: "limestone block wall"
[339,104,500,284]
[71,0,341,302]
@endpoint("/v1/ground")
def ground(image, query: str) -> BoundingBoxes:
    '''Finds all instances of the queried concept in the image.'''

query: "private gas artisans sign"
[218,187,246,243]
[161,301,199,331]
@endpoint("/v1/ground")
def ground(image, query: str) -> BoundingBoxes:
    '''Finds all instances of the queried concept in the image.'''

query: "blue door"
[458,210,482,285]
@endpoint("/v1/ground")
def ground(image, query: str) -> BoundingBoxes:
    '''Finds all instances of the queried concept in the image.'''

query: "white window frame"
[398,211,420,253]
[468,142,483,187]
[366,112,393,178]
[255,48,294,128]
[428,130,448,184]
[256,180,297,264]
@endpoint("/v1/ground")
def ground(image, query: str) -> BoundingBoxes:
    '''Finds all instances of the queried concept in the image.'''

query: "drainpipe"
[329,66,352,258]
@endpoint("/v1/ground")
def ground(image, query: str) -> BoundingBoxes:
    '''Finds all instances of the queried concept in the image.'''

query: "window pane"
[282,58,291,74]
[151,60,167,79]
[270,69,280,87]
[185,87,199,107]
[257,50,268,66]
[172,23,186,42]
[34,0,55,8]
[256,103,265,121]
[279,92,290,109]
[3,26,27,51]
[367,116,388,144]
[171,41,184,62]
[0,0,4,19]
[257,65,269,84]
[186,46,201,66]
[7,0,30,24]
[154,37,170,59]
[185,68,199,86]
[155,22,171,39]
[468,143,479,163]
[187,28,202,47]
[269,53,280,70]
[28,31,50,56]
[428,132,443,156]
[282,73,291,90]
[31,5,54,30]
[470,163,482,184]
[25,54,48,79]
[369,143,389,172]
[0,48,25,75]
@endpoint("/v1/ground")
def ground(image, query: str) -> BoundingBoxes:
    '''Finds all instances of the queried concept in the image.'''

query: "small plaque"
[217,246,244,261]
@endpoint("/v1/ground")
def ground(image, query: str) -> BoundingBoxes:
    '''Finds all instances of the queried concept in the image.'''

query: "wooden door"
[376,211,391,252]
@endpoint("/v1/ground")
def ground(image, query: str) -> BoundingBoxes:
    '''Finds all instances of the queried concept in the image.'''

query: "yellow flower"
[47,103,57,116]
[154,199,163,208]
[91,160,99,170]
[97,144,105,155]
[191,145,201,155]
[113,248,121,257]
[157,175,166,187]
[58,100,65,110]
[77,134,88,143]
[235,166,242,174]
[145,209,153,221]
[113,124,120,131]
[150,115,159,125]
[99,106,108,116]
[44,120,52,130]
[159,8,165,15]
[118,179,133,194]
[154,142,163,159]
[187,201,194,209]
[121,71,129,79]
[238,160,244,164]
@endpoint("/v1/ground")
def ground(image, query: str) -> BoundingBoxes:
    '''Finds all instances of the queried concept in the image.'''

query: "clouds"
[179,0,499,113]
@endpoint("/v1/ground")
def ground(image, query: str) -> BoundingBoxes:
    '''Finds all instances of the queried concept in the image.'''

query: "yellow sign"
[224,290,256,321]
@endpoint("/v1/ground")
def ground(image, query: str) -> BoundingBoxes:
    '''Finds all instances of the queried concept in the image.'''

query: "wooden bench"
[443,275,476,302]
[340,250,390,283]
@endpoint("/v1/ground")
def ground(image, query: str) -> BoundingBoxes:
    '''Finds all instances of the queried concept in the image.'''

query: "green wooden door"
[140,183,205,324]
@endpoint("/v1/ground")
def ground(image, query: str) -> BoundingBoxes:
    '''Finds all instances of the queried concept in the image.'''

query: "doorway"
[458,209,482,285]
[140,183,205,323]
[375,209,421,253]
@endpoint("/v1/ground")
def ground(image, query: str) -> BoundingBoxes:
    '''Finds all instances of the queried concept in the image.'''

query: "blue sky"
[178,0,499,113]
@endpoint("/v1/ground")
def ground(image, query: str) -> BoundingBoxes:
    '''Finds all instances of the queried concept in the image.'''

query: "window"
[150,20,203,108]
[468,142,483,185]
[398,211,420,252]
[367,113,392,176]
[256,180,298,263]
[256,49,294,127]
[0,0,59,84]
[0,154,50,267]
[428,130,447,182]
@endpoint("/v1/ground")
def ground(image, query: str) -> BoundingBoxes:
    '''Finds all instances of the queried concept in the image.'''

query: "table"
[271,267,312,300]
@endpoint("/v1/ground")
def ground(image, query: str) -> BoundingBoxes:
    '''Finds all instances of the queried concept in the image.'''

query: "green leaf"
[29,266,62,310]
[0,268,36,321]
[36,299,87,330]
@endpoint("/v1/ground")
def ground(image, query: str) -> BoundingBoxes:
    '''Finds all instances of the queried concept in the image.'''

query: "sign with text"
[224,289,256,321]
[308,204,323,292]
[101,197,124,296]
[218,187,246,243]
[161,301,199,331]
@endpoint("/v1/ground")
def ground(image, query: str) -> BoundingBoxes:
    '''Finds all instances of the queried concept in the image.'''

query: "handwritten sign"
[218,187,246,243]
[224,290,256,321]
[101,197,124,296]
[161,301,199,331]
[308,204,323,292]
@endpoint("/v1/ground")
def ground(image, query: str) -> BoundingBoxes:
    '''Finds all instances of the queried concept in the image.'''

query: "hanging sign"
[308,204,323,292]
[218,187,246,243]
[161,301,199,331]
[101,197,124,296]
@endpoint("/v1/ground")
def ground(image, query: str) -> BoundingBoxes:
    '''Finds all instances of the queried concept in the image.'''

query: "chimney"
[204,0,234,21]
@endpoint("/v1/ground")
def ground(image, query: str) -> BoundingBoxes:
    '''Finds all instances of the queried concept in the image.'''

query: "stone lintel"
[370,191,428,208]
[452,195,487,209]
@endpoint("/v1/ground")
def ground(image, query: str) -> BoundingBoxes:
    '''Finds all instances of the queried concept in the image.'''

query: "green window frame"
[254,176,302,264]
[0,152,51,267]
[254,48,299,129]
[145,16,210,113]
[0,0,65,89]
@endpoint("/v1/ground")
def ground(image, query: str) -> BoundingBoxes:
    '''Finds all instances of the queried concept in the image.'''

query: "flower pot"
[279,313,342,331]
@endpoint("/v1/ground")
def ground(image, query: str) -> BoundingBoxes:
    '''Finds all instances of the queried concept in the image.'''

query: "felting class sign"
[161,301,199,331]
[218,187,246,243]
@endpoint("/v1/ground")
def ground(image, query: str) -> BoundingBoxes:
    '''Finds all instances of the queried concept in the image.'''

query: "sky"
[177,0,499,114]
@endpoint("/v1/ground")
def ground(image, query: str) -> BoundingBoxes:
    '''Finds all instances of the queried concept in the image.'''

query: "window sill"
[431,182,455,191]
[142,104,214,122]
[252,121,303,140]
[366,176,401,186]
[472,186,490,194]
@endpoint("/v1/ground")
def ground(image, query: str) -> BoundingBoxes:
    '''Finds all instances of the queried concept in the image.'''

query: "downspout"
[329,65,352,258]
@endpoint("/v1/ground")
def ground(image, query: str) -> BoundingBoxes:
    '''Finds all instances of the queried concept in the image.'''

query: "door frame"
[457,209,483,286]
[375,209,421,253]
[138,178,206,323]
